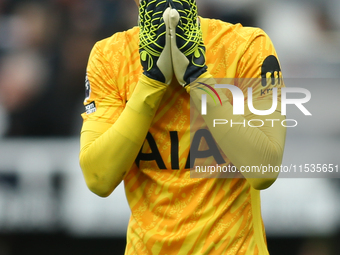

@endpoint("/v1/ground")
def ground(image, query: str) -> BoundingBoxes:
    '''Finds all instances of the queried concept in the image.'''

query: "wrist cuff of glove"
[140,73,168,89]
[184,71,214,94]
[143,71,167,84]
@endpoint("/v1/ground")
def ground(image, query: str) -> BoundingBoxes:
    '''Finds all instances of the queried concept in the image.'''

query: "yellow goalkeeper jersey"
[83,17,283,255]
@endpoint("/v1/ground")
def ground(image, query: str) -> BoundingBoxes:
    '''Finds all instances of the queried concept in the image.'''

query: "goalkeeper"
[79,0,286,254]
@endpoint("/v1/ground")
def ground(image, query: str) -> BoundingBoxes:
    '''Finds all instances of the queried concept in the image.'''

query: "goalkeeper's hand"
[168,0,208,88]
[139,0,173,85]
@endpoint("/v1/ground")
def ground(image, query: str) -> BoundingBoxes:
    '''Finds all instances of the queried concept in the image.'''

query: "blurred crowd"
[0,1,339,255]
[0,0,339,137]
[0,0,138,137]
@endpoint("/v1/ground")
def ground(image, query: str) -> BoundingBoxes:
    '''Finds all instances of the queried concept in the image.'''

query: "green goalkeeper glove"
[139,0,173,85]
[168,0,207,88]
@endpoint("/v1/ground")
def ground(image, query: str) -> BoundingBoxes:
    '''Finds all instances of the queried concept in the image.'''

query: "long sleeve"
[188,29,287,189]
[80,75,167,197]
[190,72,286,190]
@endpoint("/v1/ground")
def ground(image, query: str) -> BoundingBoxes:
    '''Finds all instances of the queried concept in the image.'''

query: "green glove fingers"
[139,0,207,87]
[139,0,173,84]
[169,0,207,87]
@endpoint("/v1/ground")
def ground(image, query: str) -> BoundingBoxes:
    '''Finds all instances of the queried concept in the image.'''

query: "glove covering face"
[169,0,207,87]
[139,0,173,84]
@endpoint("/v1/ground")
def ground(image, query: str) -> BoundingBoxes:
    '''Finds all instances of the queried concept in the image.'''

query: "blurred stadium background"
[0,0,339,254]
